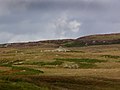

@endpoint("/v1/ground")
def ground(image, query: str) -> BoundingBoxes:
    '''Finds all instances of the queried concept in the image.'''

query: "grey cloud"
[0,0,108,13]
[22,0,107,12]
[0,0,120,43]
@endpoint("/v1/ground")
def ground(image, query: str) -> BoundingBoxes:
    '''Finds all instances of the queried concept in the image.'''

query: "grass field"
[0,44,120,90]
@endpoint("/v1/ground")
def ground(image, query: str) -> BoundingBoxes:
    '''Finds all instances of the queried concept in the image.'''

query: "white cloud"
[53,15,81,38]
[68,20,81,32]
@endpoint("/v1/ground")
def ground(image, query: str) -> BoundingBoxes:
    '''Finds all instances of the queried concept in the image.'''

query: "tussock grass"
[55,58,107,68]
[3,76,119,90]
[0,60,24,67]
[0,44,120,89]
[32,61,63,66]
[78,63,97,68]
[11,66,44,75]
[0,60,44,75]
[101,55,120,59]
[55,58,107,63]
[64,41,85,47]
[0,80,48,90]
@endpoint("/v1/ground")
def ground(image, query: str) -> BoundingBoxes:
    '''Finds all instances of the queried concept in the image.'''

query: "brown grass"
[0,44,120,89]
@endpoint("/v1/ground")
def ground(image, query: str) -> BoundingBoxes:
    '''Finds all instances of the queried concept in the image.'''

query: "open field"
[0,44,120,90]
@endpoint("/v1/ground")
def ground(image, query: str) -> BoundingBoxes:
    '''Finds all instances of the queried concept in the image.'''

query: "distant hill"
[0,33,120,48]
[64,33,120,47]
[77,33,120,40]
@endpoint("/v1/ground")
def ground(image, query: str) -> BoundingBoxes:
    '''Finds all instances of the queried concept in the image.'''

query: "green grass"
[55,58,107,68]
[0,60,44,75]
[31,61,63,66]
[11,66,44,75]
[0,60,24,67]
[78,63,97,68]
[55,58,107,63]
[64,41,86,47]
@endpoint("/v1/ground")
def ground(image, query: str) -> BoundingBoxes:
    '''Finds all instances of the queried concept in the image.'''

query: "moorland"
[0,33,120,90]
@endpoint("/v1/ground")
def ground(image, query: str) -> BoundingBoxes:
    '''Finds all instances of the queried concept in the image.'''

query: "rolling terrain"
[0,33,120,48]
[0,33,120,90]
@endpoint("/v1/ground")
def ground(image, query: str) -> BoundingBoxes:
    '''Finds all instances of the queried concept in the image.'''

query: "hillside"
[0,39,120,90]
[64,33,120,47]
[0,33,120,48]
[0,33,120,90]
[78,33,120,40]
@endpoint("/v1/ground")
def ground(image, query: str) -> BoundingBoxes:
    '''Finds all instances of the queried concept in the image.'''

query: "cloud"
[69,20,81,32]
[53,15,81,38]
[0,32,13,43]
[0,0,106,14]
[0,0,120,43]
[8,34,38,43]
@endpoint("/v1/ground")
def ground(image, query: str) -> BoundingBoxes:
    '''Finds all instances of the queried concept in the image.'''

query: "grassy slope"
[0,33,120,90]
[77,33,120,40]
[64,33,120,47]
[0,44,120,90]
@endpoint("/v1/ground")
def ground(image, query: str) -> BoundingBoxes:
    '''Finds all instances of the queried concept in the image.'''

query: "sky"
[0,0,120,43]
